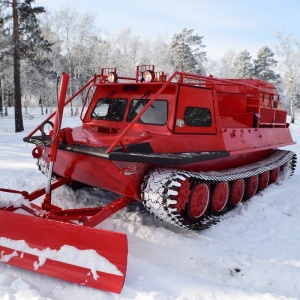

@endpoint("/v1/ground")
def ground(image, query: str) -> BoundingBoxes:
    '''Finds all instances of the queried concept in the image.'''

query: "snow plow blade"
[0,210,127,294]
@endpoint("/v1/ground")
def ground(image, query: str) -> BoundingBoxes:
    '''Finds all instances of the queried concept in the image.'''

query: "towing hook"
[32,147,43,159]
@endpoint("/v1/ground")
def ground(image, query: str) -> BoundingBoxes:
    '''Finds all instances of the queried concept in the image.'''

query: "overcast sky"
[35,0,299,59]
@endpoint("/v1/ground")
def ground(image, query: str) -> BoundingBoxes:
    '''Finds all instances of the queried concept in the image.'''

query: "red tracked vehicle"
[0,65,297,293]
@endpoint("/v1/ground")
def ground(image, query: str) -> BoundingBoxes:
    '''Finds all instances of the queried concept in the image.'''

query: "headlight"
[143,70,154,82]
[107,72,117,83]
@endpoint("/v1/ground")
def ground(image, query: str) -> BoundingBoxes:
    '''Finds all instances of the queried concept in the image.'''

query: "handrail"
[178,72,278,97]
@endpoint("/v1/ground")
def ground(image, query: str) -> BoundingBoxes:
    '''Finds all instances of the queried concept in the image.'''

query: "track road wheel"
[229,179,245,207]
[244,175,258,200]
[258,171,270,191]
[211,182,229,214]
[270,167,279,184]
[187,182,210,219]
[174,179,191,214]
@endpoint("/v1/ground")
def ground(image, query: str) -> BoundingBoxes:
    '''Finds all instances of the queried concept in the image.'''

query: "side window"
[184,107,212,127]
[127,99,168,125]
[91,98,127,122]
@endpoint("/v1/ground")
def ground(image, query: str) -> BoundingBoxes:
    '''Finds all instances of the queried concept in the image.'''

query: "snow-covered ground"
[0,108,299,300]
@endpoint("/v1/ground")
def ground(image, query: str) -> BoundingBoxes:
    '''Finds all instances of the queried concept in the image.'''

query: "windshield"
[91,98,127,122]
[126,99,168,125]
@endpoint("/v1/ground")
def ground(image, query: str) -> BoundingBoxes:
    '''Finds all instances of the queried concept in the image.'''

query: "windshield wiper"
[128,90,152,118]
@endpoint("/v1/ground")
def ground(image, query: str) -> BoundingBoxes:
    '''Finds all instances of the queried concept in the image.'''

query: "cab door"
[175,85,217,134]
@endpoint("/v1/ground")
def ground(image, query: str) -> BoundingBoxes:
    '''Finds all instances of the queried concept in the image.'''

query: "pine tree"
[12,0,25,132]
[171,28,206,74]
[233,50,253,78]
[253,46,280,84]
[0,0,52,132]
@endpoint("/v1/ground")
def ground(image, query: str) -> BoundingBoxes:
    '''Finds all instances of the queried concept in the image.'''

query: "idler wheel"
[187,183,210,219]
[229,179,245,207]
[211,181,229,213]
[270,167,279,184]
[258,171,270,191]
[244,175,258,200]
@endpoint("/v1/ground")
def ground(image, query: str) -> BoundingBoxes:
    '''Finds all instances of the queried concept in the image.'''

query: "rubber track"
[141,150,297,230]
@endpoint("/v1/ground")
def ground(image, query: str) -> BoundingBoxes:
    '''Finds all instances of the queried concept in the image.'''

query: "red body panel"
[43,149,149,198]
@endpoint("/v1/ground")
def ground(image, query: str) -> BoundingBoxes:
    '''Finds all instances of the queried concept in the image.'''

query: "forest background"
[0,0,300,132]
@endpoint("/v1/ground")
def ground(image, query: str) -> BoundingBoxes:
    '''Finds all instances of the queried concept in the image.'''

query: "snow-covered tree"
[253,46,280,84]
[0,10,9,116]
[150,34,173,75]
[47,6,102,115]
[233,49,253,78]
[275,31,300,122]
[206,49,236,78]
[0,17,13,116]
[171,28,206,74]
[111,27,142,77]
[138,33,173,76]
